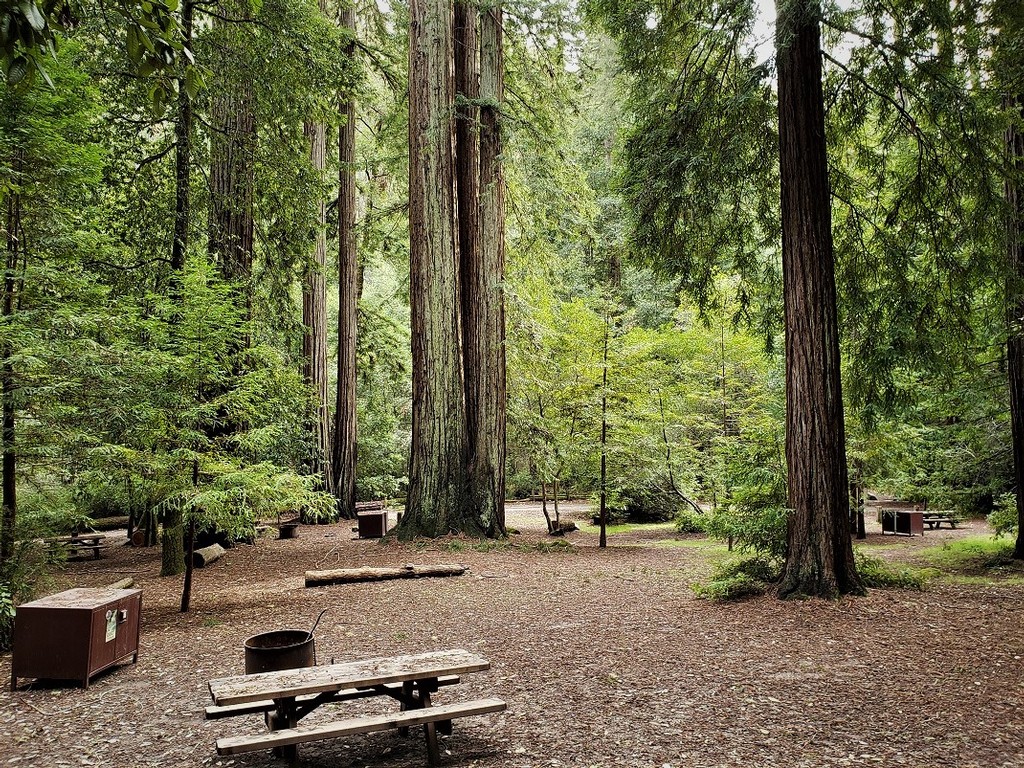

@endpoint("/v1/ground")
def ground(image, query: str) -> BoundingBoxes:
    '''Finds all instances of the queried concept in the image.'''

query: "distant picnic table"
[206,649,506,764]
[44,534,109,560]
[921,512,958,529]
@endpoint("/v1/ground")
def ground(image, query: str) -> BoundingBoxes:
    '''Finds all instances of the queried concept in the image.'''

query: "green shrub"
[702,503,788,560]
[675,507,706,534]
[854,551,928,590]
[0,585,15,651]
[988,494,1018,539]
[693,573,766,601]
[692,556,778,601]
[595,478,682,524]
[506,470,536,500]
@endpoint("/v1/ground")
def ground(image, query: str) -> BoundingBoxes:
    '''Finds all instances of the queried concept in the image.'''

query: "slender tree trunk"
[775,0,862,598]
[468,0,507,536]
[540,481,552,533]
[0,155,21,567]
[553,477,560,529]
[455,0,483,526]
[180,517,196,612]
[333,1,359,519]
[170,6,193,276]
[302,0,335,498]
[1005,94,1024,560]
[162,0,194,578]
[401,0,473,538]
[599,316,609,549]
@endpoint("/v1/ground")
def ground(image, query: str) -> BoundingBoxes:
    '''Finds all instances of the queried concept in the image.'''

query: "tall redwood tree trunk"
[333,1,359,519]
[775,0,862,597]
[302,0,335,497]
[1005,94,1024,560]
[0,151,21,567]
[162,0,195,578]
[470,0,507,536]
[207,0,255,307]
[400,0,473,538]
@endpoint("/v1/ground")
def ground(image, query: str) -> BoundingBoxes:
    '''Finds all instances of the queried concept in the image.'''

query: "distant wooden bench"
[922,513,958,529]
[207,649,505,765]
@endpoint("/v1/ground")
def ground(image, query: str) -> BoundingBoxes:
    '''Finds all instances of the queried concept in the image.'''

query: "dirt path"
[1,510,1021,768]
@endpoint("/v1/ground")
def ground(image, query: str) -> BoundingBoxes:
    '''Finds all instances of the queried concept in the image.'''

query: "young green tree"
[0,43,104,566]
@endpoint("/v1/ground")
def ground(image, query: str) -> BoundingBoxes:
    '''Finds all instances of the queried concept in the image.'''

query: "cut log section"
[305,563,466,588]
[192,543,226,568]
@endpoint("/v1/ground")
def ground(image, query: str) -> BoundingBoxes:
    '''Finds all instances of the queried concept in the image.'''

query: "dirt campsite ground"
[2,501,1022,768]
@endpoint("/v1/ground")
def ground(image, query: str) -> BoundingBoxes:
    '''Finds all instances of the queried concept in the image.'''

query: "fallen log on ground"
[192,543,226,568]
[305,563,466,587]
[107,577,135,590]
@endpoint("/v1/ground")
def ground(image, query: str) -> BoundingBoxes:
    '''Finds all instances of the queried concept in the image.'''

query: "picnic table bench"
[44,534,109,560]
[207,648,506,765]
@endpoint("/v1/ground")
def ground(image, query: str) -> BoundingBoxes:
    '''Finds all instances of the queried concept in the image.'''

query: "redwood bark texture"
[1006,95,1024,560]
[471,0,507,536]
[302,110,334,496]
[402,0,472,538]
[457,0,506,536]
[162,0,194,578]
[333,2,359,519]
[0,152,20,566]
[207,0,254,290]
[300,0,335,498]
[775,0,862,597]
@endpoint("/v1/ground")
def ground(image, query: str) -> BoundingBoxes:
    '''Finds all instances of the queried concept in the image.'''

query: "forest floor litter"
[1,501,1022,768]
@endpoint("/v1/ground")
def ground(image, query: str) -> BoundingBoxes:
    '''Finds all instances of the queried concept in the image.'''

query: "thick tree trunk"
[0,160,20,567]
[468,0,507,536]
[333,2,359,520]
[400,0,473,539]
[775,0,862,598]
[302,33,335,497]
[208,78,255,290]
[1006,95,1024,560]
[162,1,194,578]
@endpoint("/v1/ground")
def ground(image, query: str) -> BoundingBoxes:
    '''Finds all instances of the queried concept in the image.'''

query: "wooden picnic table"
[207,648,506,764]
[44,533,109,559]
[921,512,959,529]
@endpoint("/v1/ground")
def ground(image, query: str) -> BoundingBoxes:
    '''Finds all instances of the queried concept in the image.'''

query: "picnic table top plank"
[208,649,490,706]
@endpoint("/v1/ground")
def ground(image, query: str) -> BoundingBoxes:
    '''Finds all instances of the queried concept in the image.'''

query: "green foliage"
[0,583,14,651]
[674,507,705,534]
[692,557,777,601]
[987,494,1018,539]
[599,478,681,523]
[854,551,928,590]
[1,1,179,85]
[697,423,789,560]
[918,537,1021,574]
[585,0,780,327]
